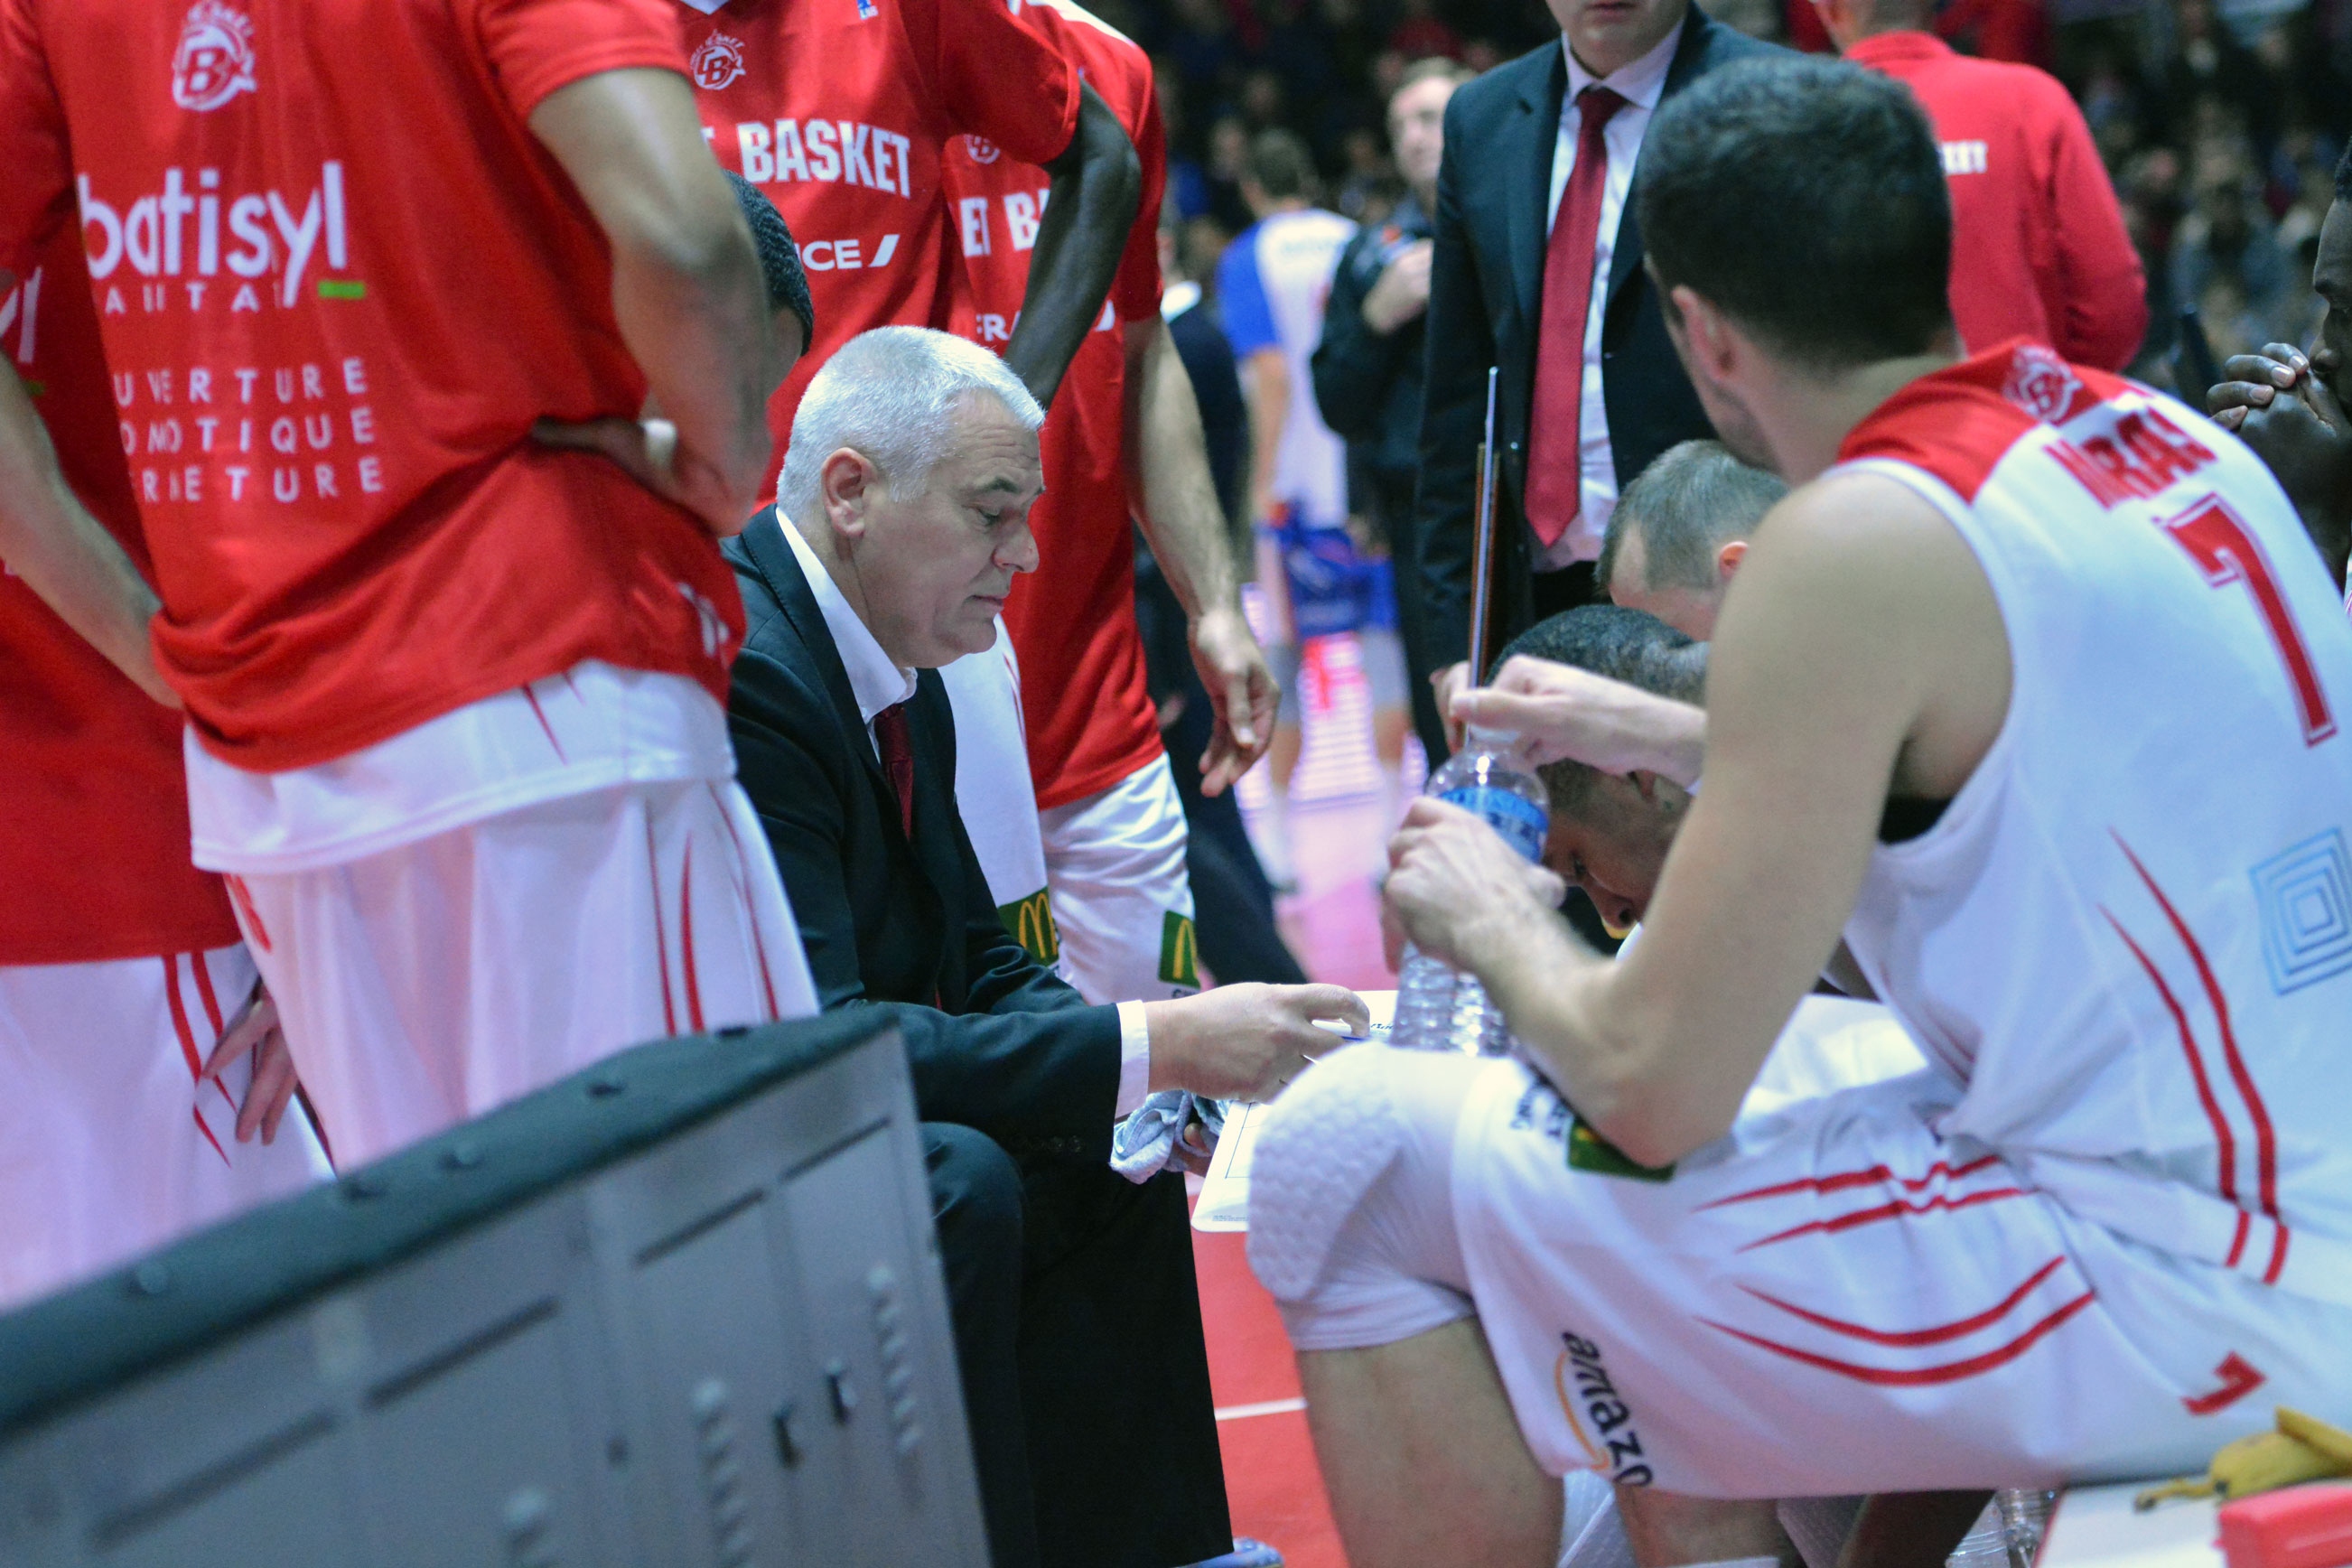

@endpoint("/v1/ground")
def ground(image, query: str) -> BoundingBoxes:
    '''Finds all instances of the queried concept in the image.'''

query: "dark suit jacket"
[723,510,1122,1163]
[1414,11,1778,677]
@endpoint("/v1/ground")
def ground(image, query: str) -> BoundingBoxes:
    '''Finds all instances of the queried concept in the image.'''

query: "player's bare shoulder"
[1716,467,2011,801]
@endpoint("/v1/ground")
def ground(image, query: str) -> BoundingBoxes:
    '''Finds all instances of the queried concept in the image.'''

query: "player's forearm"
[0,365,173,705]
[531,69,775,513]
[1125,319,1242,618]
[1004,84,1141,408]
[1245,350,1289,516]
[1624,695,1707,787]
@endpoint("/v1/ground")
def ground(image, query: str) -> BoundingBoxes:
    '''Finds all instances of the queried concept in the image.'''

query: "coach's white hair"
[779,326,1045,527]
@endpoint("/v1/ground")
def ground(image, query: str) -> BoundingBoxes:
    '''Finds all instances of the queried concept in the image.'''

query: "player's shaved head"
[1637,56,1951,372]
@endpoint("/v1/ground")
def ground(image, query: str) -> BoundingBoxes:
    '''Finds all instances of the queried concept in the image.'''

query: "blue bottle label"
[1441,785,1547,863]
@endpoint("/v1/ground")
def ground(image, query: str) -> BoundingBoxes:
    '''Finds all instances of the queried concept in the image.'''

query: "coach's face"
[839,392,1042,668]
[1549,0,1685,77]
[1543,771,1686,931]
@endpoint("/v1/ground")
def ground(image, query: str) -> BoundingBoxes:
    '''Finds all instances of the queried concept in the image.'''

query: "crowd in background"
[1106,0,2351,383]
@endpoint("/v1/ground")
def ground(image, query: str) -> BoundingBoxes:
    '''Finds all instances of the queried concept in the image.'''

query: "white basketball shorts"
[226,779,818,1171]
[1039,754,1198,1003]
[0,944,332,1308]
[1263,1046,2352,1498]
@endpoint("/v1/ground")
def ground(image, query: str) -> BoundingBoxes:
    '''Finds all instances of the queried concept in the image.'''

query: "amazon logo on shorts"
[1554,1331,1654,1487]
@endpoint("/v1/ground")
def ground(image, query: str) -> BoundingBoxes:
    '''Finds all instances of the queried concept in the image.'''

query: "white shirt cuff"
[1114,1000,1153,1117]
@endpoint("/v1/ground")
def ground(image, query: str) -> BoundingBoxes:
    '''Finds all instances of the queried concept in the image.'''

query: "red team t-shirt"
[676,0,1079,458]
[1,229,238,965]
[941,2,1165,807]
[0,0,746,773]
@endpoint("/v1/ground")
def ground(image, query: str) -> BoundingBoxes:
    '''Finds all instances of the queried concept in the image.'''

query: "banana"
[2134,1414,2352,1512]
[2211,1430,2347,1498]
[2276,1406,2352,1470]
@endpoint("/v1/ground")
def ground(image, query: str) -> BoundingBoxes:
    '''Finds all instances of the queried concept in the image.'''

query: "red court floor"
[1197,794,1395,1568]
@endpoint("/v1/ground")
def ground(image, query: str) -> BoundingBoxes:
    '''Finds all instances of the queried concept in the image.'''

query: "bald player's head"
[1598,440,1787,640]
[1490,606,1705,931]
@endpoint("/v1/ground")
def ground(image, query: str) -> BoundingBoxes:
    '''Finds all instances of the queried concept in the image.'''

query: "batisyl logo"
[79,163,350,310]
[171,2,257,113]
[691,33,746,91]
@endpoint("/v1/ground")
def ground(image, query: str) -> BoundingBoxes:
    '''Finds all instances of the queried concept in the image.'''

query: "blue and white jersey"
[1216,207,1356,527]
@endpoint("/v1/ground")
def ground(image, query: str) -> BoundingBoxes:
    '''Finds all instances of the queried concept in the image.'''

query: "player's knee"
[1249,1046,1482,1350]
[1248,1045,1411,1301]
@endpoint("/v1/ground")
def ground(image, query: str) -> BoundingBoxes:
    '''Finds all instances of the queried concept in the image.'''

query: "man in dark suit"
[1416,0,1779,734]
[723,324,1366,1568]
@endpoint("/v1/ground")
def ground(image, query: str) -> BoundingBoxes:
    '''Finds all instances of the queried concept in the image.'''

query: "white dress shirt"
[774,514,1153,1117]
[1538,19,1686,569]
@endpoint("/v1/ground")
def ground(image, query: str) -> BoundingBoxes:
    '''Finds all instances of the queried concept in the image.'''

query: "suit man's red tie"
[1526,84,1628,550]
[875,702,916,837]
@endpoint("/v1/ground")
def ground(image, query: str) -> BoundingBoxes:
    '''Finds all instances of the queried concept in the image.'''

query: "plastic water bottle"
[1389,725,1550,1054]
[1946,1489,2057,1568]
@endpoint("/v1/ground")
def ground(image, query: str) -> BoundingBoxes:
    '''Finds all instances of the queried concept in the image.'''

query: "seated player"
[1246,56,2352,1568]
[1596,439,1786,642]
[723,325,1365,1568]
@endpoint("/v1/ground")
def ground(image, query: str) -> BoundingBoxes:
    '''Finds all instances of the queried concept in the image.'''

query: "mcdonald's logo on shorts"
[998,888,1060,966]
[1159,911,1199,989]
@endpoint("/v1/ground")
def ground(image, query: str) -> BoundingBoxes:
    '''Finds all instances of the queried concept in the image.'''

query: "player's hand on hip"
[1191,602,1278,796]
[1382,797,1565,972]
[531,415,760,538]
[2207,343,2311,432]
[201,979,301,1145]
[1144,983,1370,1102]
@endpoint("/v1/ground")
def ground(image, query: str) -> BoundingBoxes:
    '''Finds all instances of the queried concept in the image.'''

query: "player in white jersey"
[1244,57,2352,1568]
[1218,131,1412,873]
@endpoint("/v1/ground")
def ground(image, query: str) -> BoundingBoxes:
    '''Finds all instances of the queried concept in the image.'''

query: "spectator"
[2173,154,2297,354]
[1219,131,1414,874]
[1389,0,1466,61]
[1813,0,2147,367]
[1313,57,1475,762]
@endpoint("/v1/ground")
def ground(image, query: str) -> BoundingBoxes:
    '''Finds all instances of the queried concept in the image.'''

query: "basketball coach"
[1417,0,1781,725]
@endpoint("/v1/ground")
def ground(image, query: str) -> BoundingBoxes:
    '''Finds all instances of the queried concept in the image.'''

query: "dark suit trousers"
[925,1126,1232,1568]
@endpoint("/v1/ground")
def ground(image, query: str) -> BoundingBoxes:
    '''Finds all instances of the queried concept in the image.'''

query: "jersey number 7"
[2161,496,2337,745]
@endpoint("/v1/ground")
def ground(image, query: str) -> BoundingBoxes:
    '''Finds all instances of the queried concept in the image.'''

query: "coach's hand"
[201,981,301,1146]
[1452,655,1708,787]
[1192,602,1278,796]
[1383,797,1566,973]
[1145,983,1370,1103]
[532,415,760,538]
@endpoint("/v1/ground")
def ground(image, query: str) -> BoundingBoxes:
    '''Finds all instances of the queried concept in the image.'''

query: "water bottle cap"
[1462,723,1517,755]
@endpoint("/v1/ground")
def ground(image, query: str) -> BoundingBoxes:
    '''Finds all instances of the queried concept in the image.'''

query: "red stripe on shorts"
[163,958,230,1166]
[1738,1256,2068,1348]
[1701,1153,2005,1211]
[646,816,677,1037]
[708,783,780,1021]
[680,842,705,1034]
[1738,1187,2030,1251]
[1703,1289,2097,1386]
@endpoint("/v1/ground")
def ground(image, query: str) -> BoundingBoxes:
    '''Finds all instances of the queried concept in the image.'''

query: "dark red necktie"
[1526,84,1628,551]
[874,702,915,837]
